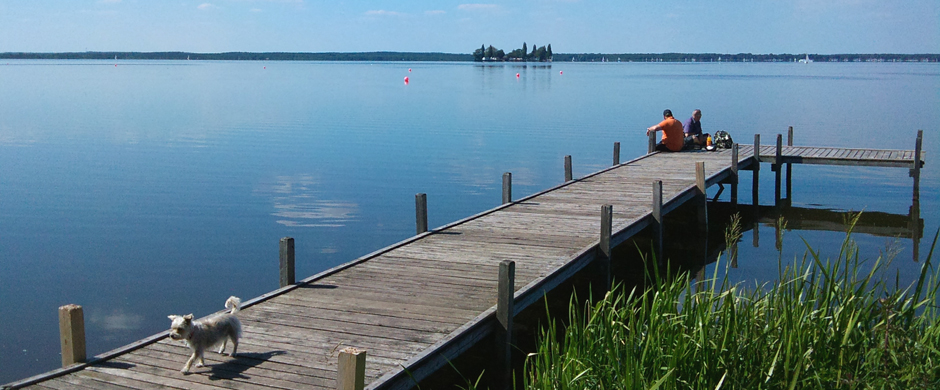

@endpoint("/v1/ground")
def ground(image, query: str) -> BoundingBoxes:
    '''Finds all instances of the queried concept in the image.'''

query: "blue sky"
[1,0,937,54]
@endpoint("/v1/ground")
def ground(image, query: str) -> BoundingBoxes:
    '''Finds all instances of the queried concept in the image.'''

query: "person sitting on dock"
[683,109,709,149]
[647,109,684,152]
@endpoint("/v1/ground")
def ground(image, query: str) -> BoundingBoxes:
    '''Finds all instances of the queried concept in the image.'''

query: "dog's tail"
[225,296,241,314]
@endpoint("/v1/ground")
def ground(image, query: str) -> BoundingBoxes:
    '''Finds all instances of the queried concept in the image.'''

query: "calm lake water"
[1,60,937,383]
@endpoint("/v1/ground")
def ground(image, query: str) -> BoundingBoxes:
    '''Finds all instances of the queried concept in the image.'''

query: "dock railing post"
[696,162,708,233]
[599,205,613,292]
[416,193,428,234]
[494,260,516,390]
[613,142,621,165]
[648,131,657,154]
[774,134,783,207]
[564,155,572,182]
[502,172,512,204]
[752,134,760,207]
[752,134,761,248]
[59,304,86,367]
[279,237,295,288]
[652,181,664,263]
[911,129,922,202]
[730,144,739,205]
[337,347,367,390]
[786,127,793,201]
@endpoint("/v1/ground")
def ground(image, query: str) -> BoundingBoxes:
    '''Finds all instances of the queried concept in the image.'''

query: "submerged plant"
[524,217,940,390]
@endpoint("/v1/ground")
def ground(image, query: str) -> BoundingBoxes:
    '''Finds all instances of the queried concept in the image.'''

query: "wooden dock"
[4,133,926,390]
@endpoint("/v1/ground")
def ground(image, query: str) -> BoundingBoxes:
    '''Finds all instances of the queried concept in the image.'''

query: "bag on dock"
[713,130,733,149]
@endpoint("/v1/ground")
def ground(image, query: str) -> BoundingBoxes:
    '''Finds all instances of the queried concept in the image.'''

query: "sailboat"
[798,54,813,63]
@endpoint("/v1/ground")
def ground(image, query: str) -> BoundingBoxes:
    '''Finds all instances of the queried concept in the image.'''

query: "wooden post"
[911,129,923,202]
[730,143,739,205]
[774,134,783,206]
[599,205,613,292]
[912,200,921,263]
[564,155,572,182]
[613,142,621,165]
[337,347,367,390]
[696,162,708,233]
[59,304,86,367]
[495,260,516,390]
[502,172,512,205]
[786,127,793,201]
[652,181,663,262]
[648,130,657,154]
[279,237,295,288]
[752,134,760,207]
[415,193,428,234]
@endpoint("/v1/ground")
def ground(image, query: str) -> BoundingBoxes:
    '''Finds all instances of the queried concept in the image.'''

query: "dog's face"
[167,314,194,340]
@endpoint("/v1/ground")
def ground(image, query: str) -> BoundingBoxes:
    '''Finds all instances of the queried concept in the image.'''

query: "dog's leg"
[195,349,206,368]
[218,339,227,354]
[182,352,197,374]
[230,335,238,357]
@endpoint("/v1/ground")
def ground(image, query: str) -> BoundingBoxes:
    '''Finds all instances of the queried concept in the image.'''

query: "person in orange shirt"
[646,109,684,152]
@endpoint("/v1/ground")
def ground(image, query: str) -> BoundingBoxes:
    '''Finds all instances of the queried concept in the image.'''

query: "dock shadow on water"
[417,198,925,389]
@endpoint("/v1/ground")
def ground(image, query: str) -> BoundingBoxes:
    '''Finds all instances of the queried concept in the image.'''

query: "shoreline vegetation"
[520,215,940,389]
[1,51,938,62]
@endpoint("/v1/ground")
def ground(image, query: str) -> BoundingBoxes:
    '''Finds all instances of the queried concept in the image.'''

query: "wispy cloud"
[458,4,499,12]
[197,3,216,10]
[425,10,446,16]
[365,10,406,16]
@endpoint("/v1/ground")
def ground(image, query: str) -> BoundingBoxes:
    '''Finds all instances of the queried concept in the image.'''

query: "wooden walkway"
[5,143,926,390]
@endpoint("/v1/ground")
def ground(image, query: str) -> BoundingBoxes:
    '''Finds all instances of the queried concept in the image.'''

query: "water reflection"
[256,175,359,227]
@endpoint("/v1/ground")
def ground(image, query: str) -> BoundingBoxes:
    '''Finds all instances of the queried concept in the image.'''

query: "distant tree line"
[2,51,936,63]
[0,51,473,61]
[472,43,553,62]
[559,52,940,63]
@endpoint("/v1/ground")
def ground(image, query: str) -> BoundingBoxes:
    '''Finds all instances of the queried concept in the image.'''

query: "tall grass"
[524,215,940,389]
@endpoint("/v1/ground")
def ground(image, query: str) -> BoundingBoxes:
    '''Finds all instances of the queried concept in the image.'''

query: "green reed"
[524,215,940,389]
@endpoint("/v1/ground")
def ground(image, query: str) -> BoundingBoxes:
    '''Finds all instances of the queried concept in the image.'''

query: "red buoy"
[516,73,520,78]
[559,71,563,75]
[404,76,409,84]
[408,68,412,72]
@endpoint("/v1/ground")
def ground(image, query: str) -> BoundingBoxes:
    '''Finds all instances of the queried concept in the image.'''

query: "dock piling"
[753,134,760,207]
[912,129,923,202]
[648,131,656,154]
[731,144,739,204]
[494,260,516,390]
[695,162,708,233]
[416,193,428,234]
[564,155,573,182]
[613,142,620,165]
[337,347,367,390]
[775,134,783,206]
[786,127,793,201]
[652,181,663,262]
[59,304,86,367]
[279,237,295,288]
[502,172,512,204]
[599,205,613,292]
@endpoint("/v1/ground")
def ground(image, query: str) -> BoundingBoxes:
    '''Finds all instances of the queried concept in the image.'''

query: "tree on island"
[473,42,552,62]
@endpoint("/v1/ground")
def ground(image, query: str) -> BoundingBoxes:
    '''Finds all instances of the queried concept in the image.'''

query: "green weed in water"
[524,214,940,389]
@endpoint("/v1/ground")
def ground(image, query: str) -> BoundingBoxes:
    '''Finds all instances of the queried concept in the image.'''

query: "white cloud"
[365,10,406,16]
[425,10,446,16]
[458,4,499,11]
[197,3,216,10]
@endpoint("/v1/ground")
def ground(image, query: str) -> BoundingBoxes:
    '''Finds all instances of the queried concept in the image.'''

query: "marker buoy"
[263,66,266,69]
[559,71,563,75]
[516,73,520,78]
[404,76,409,84]
[408,68,412,72]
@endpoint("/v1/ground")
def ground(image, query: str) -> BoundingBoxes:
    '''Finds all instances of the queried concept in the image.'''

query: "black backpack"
[713,130,734,149]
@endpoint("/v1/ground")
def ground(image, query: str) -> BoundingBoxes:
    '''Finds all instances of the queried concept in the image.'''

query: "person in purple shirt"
[683,109,709,149]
